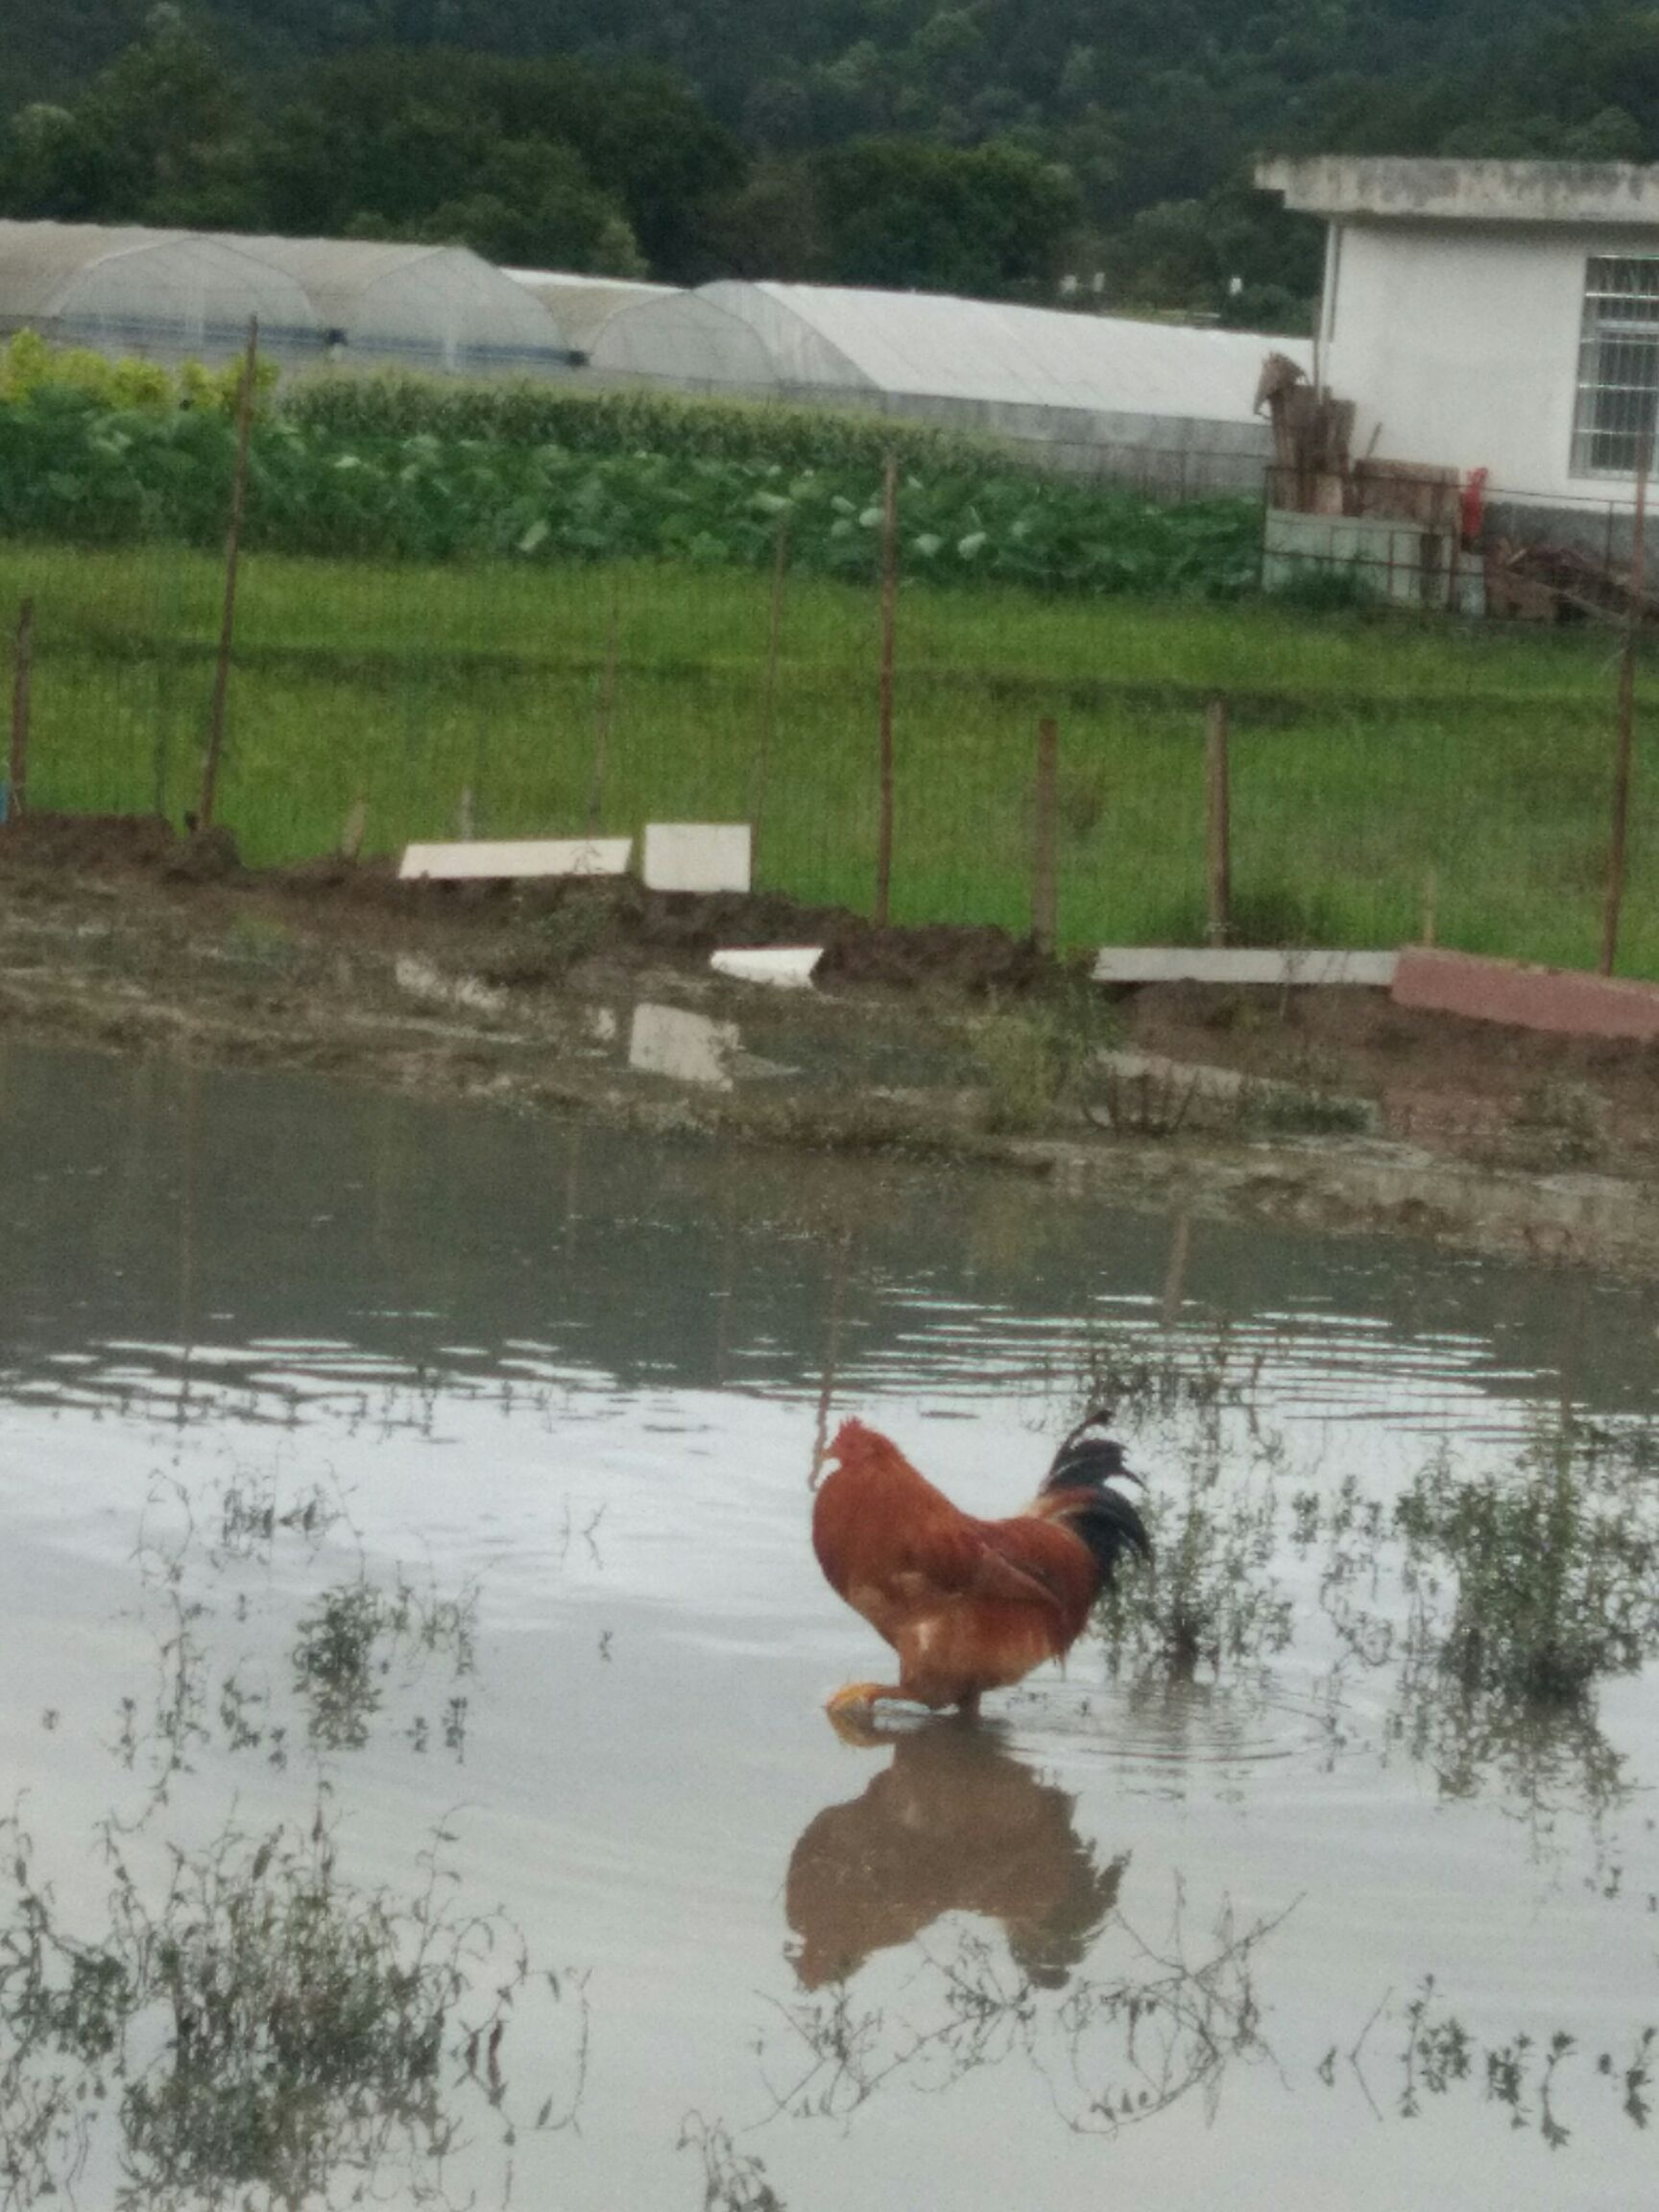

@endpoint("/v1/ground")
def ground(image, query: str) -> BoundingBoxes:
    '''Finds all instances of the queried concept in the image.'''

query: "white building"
[1257,156,1659,517]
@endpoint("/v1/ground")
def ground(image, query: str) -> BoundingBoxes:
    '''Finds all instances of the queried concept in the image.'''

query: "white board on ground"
[628,1002,738,1090]
[1092,948,1399,987]
[709,947,823,990]
[398,837,632,882]
[642,823,752,895]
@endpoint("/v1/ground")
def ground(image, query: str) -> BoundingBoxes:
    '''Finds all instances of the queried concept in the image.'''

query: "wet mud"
[2,811,1656,1278]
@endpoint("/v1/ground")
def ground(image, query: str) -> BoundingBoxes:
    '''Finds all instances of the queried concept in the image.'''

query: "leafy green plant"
[972,969,1118,1132]
[0,381,1262,597]
[279,370,1000,476]
[0,331,274,415]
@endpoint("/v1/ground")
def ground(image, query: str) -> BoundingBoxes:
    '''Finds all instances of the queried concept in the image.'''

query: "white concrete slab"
[709,947,823,990]
[642,823,752,895]
[1092,948,1399,987]
[628,1002,739,1089]
[398,837,632,882]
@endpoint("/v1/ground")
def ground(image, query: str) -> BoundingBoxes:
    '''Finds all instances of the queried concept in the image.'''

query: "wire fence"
[0,517,1655,978]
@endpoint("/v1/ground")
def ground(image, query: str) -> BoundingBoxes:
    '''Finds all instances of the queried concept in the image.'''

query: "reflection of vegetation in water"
[0,1801,585,2210]
[294,1572,478,1754]
[1323,1979,1655,2151]
[115,1467,482,1800]
[762,1885,1286,2132]
[680,2114,786,2212]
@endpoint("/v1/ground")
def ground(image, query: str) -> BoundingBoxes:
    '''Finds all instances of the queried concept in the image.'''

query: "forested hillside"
[7,2,1659,321]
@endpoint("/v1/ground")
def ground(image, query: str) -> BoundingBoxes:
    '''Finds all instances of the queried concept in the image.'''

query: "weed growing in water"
[972,970,1118,1135]
[1070,1324,1294,1682]
[1396,1426,1659,1704]
[0,1801,583,2207]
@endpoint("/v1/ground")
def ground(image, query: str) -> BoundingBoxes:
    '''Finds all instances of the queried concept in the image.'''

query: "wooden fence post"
[1601,432,1650,976]
[6,597,33,824]
[199,319,259,831]
[586,582,620,836]
[753,517,789,875]
[1032,716,1059,953]
[1205,693,1231,948]
[875,452,898,926]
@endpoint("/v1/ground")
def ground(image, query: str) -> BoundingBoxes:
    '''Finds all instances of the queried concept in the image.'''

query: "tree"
[811,136,1082,295]
[0,6,260,227]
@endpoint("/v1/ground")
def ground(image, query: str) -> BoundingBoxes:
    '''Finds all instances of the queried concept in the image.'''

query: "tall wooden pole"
[1205,694,1232,948]
[6,597,33,824]
[1032,716,1059,954]
[875,453,898,926]
[587,582,620,835]
[199,319,259,831]
[753,517,789,875]
[1601,433,1650,976]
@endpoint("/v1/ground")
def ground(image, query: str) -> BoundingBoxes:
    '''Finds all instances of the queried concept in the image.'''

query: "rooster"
[812,1409,1150,1735]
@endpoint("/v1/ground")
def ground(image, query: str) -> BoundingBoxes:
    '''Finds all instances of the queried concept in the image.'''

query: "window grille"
[1573,255,1659,476]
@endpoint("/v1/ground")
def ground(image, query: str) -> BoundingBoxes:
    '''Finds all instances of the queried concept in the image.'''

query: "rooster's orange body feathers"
[813,1417,1146,1721]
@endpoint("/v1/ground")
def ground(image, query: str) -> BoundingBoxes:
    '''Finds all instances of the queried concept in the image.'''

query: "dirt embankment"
[2,813,1656,1276]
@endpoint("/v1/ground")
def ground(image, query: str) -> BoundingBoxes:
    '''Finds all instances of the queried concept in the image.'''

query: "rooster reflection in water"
[812,1410,1150,1737]
[786,1719,1126,1990]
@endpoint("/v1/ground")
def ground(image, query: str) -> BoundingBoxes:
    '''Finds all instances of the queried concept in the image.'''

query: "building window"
[1573,255,1659,476]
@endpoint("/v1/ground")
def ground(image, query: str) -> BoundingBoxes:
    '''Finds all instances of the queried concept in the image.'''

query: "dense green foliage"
[0,381,1260,594]
[12,4,1659,317]
[279,371,1000,473]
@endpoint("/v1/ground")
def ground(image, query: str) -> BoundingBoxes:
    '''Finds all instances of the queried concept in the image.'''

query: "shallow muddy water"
[0,1041,1656,2211]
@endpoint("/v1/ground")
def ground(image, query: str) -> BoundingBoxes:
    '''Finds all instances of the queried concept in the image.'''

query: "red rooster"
[812,1410,1150,1735]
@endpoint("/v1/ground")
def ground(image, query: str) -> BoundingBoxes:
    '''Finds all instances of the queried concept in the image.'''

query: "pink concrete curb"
[1392,948,1659,1042]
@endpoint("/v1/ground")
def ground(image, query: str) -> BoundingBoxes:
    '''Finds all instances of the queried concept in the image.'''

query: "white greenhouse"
[589,290,783,391]
[503,270,677,358]
[589,279,1309,492]
[230,237,570,375]
[0,220,324,362]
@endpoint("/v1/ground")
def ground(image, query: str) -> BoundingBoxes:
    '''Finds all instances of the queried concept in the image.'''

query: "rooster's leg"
[825,1677,959,1745]
[825,1680,905,1719]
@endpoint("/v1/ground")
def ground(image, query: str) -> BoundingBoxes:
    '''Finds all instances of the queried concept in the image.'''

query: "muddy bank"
[1,813,1656,1276]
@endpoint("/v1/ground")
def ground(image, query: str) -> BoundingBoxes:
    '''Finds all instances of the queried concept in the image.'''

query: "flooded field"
[1,1039,1655,2211]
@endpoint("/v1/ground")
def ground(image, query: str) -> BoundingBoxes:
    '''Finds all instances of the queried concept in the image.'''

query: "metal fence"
[0,527,1655,979]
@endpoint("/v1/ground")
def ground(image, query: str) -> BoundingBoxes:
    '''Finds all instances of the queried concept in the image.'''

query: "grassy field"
[3,541,1656,974]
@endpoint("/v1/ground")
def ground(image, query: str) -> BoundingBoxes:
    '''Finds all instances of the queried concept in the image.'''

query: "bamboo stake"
[6,597,33,824]
[199,319,259,831]
[1033,716,1059,954]
[586,582,620,836]
[1205,694,1231,948]
[1601,431,1650,976]
[753,517,789,873]
[1421,865,1437,947]
[809,1224,855,1490]
[875,453,898,926]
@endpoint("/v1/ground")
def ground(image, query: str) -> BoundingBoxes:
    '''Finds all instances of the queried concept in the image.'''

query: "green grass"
[4,541,1657,974]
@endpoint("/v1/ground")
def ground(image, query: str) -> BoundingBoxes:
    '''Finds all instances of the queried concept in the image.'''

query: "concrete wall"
[1324,217,1656,503]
